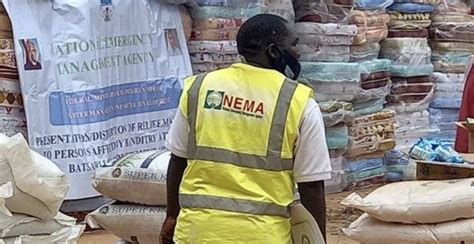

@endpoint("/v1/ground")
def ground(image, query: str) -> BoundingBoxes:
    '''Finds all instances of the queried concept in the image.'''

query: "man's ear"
[266,43,280,59]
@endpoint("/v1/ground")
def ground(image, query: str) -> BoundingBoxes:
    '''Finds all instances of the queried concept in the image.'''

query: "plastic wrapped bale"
[86,204,166,243]
[325,125,349,150]
[386,86,434,113]
[187,40,239,73]
[380,38,432,66]
[388,12,432,30]
[0,226,84,244]
[324,171,348,194]
[320,101,356,127]
[388,2,436,13]
[350,43,381,62]
[352,98,386,116]
[295,22,358,46]
[93,150,170,206]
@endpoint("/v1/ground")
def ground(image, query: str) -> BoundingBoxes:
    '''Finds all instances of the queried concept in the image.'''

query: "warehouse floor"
[79,186,378,244]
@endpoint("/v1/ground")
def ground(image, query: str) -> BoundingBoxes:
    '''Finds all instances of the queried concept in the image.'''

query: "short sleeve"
[293,99,332,183]
[178,75,197,119]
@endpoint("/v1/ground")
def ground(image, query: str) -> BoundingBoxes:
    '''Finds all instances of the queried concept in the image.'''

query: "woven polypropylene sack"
[341,179,474,224]
[93,150,171,205]
[86,204,166,243]
[0,133,69,220]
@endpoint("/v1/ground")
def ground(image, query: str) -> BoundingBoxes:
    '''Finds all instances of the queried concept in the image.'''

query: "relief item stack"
[188,0,295,74]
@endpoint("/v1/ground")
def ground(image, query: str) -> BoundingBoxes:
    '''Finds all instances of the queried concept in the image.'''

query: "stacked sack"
[428,0,473,146]
[87,150,171,243]
[0,5,26,138]
[342,179,474,243]
[381,0,438,148]
[0,133,83,243]
[188,0,295,74]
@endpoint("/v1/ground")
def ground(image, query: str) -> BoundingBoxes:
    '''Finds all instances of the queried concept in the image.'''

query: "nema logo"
[204,90,224,110]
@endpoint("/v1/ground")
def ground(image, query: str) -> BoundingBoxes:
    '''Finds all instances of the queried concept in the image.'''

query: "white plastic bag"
[0,225,84,244]
[341,179,474,224]
[0,134,69,220]
[0,212,78,238]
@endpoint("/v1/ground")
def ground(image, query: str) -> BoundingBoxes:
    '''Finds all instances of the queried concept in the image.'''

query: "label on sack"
[341,179,474,224]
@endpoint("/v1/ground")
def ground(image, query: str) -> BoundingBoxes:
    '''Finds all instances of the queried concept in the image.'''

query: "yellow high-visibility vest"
[174,63,313,243]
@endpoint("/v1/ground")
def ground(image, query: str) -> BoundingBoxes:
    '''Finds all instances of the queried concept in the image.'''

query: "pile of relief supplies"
[86,150,171,243]
[0,133,84,243]
[428,0,474,146]
[293,0,397,193]
[185,0,295,74]
[341,178,474,243]
[0,4,27,138]
[381,0,439,149]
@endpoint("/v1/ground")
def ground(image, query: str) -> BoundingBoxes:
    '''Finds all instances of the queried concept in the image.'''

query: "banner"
[3,0,192,199]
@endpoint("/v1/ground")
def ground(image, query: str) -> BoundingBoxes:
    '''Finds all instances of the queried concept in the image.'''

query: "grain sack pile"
[188,0,295,74]
[0,133,84,243]
[0,4,26,138]
[342,179,474,243]
[87,150,171,243]
[428,0,473,146]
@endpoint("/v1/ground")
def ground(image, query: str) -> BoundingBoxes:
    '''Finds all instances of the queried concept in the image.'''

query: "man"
[161,14,332,243]
[22,39,42,71]
[455,56,474,153]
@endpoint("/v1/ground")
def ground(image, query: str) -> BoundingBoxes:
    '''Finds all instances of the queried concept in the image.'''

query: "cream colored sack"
[341,179,474,224]
[86,204,166,243]
[0,211,78,238]
[0,134,69,220]
[93,150,170,205]
[0,225,85,244]
[344,213,474,244]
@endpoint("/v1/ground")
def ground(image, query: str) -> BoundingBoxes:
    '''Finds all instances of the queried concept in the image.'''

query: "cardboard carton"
[416,154,474,180]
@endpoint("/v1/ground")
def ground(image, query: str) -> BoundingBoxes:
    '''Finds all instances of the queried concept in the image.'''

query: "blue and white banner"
[3,0,192,199]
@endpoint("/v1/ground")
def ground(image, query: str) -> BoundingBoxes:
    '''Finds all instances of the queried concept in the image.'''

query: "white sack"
[0,212,77,238]
[341,179,474,224]
[93,150,170,205]
[344,213,474,244]
[0,134,69,220]
[86,204,166,243]
[0,225,84,244]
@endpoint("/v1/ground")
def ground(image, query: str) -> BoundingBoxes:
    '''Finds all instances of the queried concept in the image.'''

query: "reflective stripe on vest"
[180,73,298,218]
[180,194,291,218]
[186,73,298,171]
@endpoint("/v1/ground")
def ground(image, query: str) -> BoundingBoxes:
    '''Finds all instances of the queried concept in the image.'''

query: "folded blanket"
[350,10,391,27]
[361,70,391,81]
[392,76,432,83]
[326,125,350,150]
[431,14,474,23]
[388,3,435,13]
[295,22,358,36]
[362,77,391,89]
[190,29,238,41]
[299,34,354,45]
[430,41,474,52]
[431,53,470,73]
[351,43,382,62]
[387,91,433,104]
[352,98,386,116]
[333,0,394,10]
[187,40,238,54]
[353,26,388,45]
[388,29,429,38]
[391,82,434,94]
[433,1,470,15]
[428,108,461,124]
[430,22,474,42]
[386,87,434,113]
[393,0,441,5]
[344,158,385,172]
[190,52,239,64]
[430,97,462,109]
[431,72,465,84]
[192,18,244,30]
[298,44,351,62]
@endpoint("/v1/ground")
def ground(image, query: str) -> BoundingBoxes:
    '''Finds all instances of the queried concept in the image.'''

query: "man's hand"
[160,217,177,244]
[297,180,327,241]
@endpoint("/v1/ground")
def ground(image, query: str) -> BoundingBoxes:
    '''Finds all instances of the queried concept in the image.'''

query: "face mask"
[270,46,301,80]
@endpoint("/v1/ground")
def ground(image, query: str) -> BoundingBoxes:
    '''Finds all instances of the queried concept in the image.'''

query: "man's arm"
[297,181,326,241]
[160,154,187,244]
[166,154,188,218]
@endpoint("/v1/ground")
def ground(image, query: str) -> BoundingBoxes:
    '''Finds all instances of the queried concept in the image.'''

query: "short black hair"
[237,14,289,58]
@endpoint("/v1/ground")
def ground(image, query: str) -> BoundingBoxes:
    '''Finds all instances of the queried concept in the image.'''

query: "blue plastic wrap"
[384,149,410,165]
[326,125,349,149]
[344,157,384,172]
[390,64,434,77]
[356,0,395,9]
[430,98,462,109]
[388,3,435,13]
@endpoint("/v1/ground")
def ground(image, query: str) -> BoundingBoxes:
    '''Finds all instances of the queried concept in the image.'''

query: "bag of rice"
[344,213,474,243]
[0,225,85,244]
[93,150,170,205]
[0,212,78,238]
[341,179,474,224]
[86,204,166,243]
[0,133,69,220]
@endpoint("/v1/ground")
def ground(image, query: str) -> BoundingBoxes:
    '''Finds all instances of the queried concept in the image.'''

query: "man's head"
[236,14,300,79]
[26,40,38,64]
